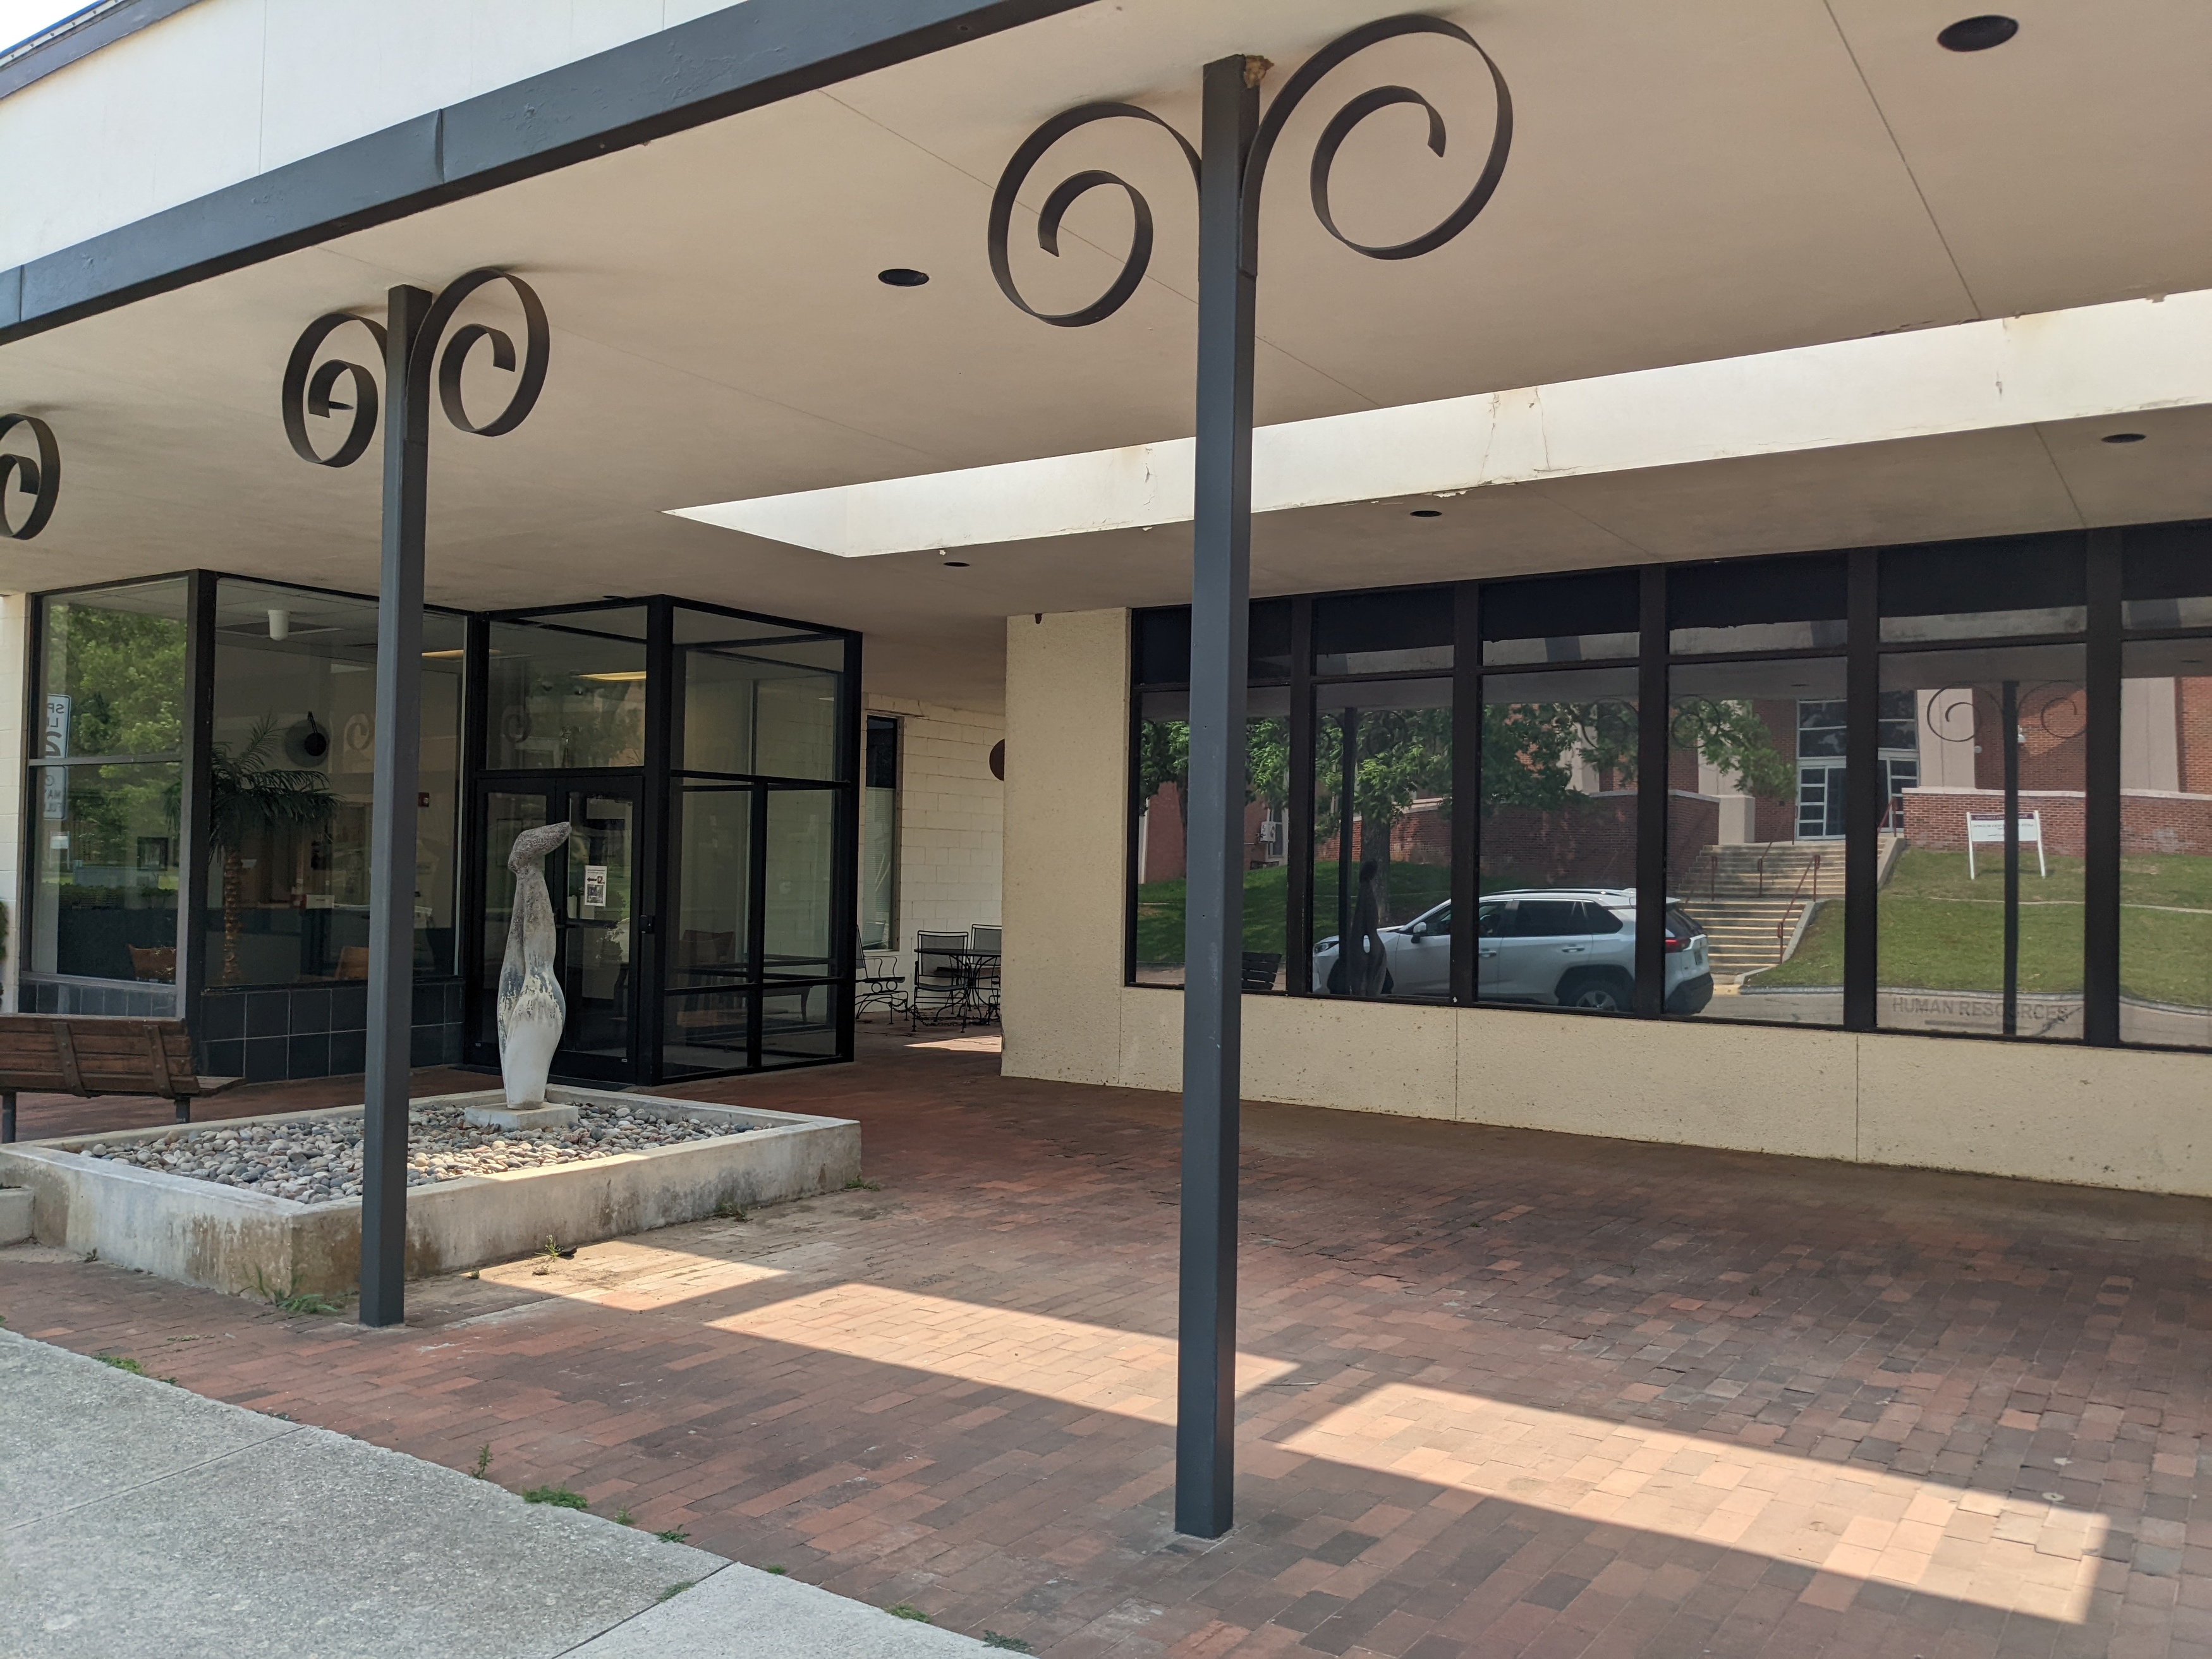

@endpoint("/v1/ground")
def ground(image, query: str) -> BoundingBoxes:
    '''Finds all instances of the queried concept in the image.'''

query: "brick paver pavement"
[4,1024,2209,1658]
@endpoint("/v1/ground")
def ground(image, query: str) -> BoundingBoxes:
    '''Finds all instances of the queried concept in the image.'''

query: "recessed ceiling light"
[942,560,971,568]
[1937,15,2018,51]
[1409,508,1443,518]
[2102,432,2147,444]
[878,268,930,288]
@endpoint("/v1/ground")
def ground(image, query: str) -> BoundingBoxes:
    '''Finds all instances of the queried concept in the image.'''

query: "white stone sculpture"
[490,822,573,1122]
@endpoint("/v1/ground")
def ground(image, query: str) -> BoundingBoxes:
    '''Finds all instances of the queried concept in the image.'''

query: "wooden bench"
[0,1016,241,1143]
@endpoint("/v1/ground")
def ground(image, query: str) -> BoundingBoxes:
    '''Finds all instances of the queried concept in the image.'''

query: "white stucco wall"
[0,0,738,271]
[1004,608,2212,1199]
[865,695,1002,956]
[0,591,25,1011]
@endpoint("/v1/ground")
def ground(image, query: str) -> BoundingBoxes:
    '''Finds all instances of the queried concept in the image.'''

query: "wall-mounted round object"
[990,740,1006,782]
[284,712,330,766]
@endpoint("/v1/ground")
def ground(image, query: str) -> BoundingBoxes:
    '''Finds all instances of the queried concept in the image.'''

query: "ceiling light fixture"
[878,268,930,288]
[1409,508,1442,518]
[579,669,648,682]
[942,560,971,568]
[1937,15,2018,51]
[2102,432,2147,444]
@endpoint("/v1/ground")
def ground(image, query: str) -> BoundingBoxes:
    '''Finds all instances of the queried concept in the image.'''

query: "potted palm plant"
[210,716,337,984]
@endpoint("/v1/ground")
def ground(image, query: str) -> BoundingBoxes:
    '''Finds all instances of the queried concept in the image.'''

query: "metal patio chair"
[910,932,973,1030]
[968,925,1002,1023]
[856,932,908,1020]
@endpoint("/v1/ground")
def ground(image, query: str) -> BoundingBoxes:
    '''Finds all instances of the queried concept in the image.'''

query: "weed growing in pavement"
[657,1583,694,1603]
[614,1507,635,1526]
[521,1485,588,1510]
[531,1235,578,1275]
[655,1526,690,1543]
[844,1176,881,1192]
[470,1445,492,1480]
[95,1353,178,1383]
[762,1565,787,1576]
[983,1636,1035,1652]
[712,1196,748,1220]
[885,1604,930,1622]
[251,1267,341,1315]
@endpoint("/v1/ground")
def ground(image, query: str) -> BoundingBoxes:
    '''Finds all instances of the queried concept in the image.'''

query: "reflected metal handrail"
[1775,852,1823,963]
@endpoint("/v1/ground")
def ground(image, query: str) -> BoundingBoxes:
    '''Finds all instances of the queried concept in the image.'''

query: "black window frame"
[1122,521,2212,1054]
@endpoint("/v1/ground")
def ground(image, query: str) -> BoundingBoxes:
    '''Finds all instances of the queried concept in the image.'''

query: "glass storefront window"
[678,621,845,780]
[1311,679,1451,1000]
[1115,525,2212,1057]
[1668,554,1845,656]
[32,762,182,981]
[1880,535,2085,644]
[1313,588,1452,676]
[2119,638,2212,1048]
[1481,571,1638,667]
[1478,666,1639,1011]
[664,785,753,1076]
[39,579,188,758]
[487,609,648,769]
[1666,659,1845,1024]
[1131,691,1291,988]
[1877,644,2086,1039]
[763,788,839,1066]
[30,579,188,985]
[2122,520,2212,632]
[208,580,463,987]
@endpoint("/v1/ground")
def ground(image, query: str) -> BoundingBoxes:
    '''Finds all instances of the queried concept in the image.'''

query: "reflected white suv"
[1312,889,1712,1013]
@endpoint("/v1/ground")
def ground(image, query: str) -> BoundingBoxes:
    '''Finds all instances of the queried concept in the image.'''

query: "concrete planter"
[0,1086,859,1299]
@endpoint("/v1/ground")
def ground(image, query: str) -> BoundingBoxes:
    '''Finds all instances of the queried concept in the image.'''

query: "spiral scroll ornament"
[281,268,550,466]
[987,13,1511,327]
[1923,682,2087,748]
[0,413,60,540]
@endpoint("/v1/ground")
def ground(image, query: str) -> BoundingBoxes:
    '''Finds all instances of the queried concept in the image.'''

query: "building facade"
[12,576,864,1087]
[4,0,2212,1194]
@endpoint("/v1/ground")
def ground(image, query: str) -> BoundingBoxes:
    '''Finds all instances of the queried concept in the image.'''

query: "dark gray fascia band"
[0,0,1091,348]
[0,0,205,102]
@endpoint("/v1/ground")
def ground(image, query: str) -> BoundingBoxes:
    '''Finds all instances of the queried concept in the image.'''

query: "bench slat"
[50,1024,85,1094]
[0,1015,228,1099]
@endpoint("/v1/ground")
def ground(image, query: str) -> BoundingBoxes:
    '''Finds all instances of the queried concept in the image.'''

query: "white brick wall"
[865,696,1003,957]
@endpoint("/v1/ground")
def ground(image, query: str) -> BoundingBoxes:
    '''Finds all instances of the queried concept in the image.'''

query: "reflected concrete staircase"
[1678,842,1847,980]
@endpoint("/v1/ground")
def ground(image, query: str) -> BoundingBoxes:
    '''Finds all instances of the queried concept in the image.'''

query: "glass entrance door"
[473,779,643,1083]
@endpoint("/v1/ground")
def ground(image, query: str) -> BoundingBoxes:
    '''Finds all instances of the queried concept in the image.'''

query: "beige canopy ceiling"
[3,0,2209,706]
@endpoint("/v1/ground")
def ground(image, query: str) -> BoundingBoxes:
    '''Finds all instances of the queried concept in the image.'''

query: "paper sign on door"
[583,865,609,908]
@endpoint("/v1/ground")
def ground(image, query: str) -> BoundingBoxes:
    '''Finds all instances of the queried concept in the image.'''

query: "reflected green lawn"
[1136,866,1290,969]
[1136,861,1455,971]
[1749,848,2212,1008]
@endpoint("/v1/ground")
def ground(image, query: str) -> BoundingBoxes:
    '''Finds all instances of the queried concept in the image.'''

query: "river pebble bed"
[78,1102,738,1205]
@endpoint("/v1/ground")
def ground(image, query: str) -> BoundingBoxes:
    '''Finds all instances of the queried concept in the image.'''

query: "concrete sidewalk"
[0,1330,987,1658]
